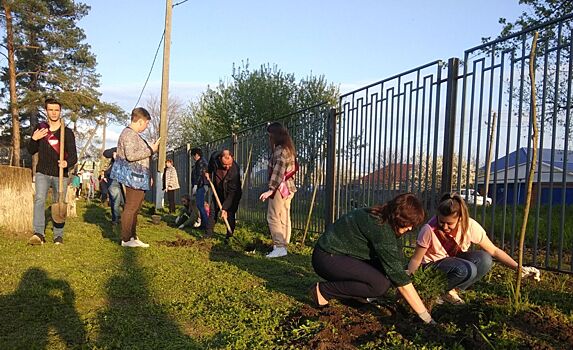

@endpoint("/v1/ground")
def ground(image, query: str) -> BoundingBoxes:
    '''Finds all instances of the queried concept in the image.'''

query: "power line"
[133,0,190,109]
[173,0,190,7]
[133,30,165,109]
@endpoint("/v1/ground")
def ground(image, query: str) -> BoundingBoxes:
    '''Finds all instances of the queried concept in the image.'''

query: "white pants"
[267,192,294,248]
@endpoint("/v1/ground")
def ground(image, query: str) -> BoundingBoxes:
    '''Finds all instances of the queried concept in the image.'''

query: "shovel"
[52,118,67,224]
[206,175,233,233]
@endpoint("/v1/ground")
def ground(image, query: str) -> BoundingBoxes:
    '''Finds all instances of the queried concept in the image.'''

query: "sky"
[77,0,527,147]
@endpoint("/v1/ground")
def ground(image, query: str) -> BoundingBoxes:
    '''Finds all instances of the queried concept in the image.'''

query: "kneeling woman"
[407,192,539,304]
[311,193,435,324]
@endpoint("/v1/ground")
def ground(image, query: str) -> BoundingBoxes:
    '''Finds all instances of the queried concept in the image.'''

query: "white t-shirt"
[416,217,486,264]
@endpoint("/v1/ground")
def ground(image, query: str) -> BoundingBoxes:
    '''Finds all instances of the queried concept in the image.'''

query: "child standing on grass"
[175,194,200,229]
[407,192,540,305]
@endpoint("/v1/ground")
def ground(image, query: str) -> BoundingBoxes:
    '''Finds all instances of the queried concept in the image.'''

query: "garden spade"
[206,175,233,233]
[52,118,67,224]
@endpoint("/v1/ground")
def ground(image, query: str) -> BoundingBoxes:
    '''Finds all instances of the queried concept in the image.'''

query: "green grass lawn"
[0,200,572,349]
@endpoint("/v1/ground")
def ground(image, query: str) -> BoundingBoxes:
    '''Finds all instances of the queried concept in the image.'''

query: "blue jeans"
[195,186,208,228]
[427,250,493,291]
[107,179,123,223]
[33,172,69,238]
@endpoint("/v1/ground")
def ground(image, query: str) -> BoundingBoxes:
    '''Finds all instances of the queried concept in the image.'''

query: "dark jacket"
[102,147,117,178]
[208,151,242,212]
[191,157,208,187]
[27,124,77,178]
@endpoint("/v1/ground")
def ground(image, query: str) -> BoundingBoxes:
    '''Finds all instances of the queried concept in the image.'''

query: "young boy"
[175,194,201,229]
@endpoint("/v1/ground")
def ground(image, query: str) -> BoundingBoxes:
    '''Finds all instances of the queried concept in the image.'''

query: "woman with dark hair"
[259,122,297,258]
[310,193,436,324]
[407,192,540,305]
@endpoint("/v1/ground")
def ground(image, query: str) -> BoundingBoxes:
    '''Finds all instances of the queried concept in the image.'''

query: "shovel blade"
[52,202,67,224]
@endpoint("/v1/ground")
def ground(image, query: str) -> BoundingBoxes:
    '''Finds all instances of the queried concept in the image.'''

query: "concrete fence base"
[0,166,33,238]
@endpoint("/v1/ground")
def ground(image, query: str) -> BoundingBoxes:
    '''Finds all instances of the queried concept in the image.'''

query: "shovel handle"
[58,118,65,203]
[207,177,233,233]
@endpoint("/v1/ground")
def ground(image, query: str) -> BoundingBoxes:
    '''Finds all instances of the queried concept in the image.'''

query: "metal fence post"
[232,133,238,158]
[325,107,337,226]
[441,57,460,194]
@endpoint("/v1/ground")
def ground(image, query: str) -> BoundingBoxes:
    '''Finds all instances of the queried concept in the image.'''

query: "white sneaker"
[121,239,139,247]
[265,247,287,258]
[135,239,150,248]
[193,217,201,228]
[121,238,149,248]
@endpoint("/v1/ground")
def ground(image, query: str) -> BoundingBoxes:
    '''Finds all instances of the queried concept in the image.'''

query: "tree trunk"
[4,2,21,167]
[100,116,107,165]
[77,125,100,162]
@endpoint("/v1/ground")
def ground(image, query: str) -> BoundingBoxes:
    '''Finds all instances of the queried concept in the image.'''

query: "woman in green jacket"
[311,193,435,324]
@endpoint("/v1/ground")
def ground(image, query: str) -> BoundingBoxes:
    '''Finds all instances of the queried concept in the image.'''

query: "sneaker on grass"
[265,246,287,258]
[28,233,46,245]
[437,289,465,305]
[134,239,150,248]
[54,236,63,245]
[121,238,149,248]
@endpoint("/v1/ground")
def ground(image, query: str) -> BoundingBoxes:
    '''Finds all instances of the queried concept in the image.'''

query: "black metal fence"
[150,14,573,273]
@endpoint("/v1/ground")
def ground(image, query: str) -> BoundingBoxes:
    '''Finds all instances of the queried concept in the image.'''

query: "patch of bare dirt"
[511,306,573,349]
[280,295,573,349]
[156,236,213,250]
[280,303,389,349]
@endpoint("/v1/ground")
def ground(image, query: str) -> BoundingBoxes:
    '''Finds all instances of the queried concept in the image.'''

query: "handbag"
[110,157,151,191]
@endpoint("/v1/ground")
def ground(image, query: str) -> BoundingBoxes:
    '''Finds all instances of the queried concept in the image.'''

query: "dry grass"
[0,166,33,237]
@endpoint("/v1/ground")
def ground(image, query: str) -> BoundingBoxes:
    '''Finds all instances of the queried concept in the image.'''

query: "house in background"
[353,163,414,189]
[478,147,573,205]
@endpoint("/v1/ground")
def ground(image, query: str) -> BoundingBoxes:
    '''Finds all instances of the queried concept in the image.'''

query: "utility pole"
[155,0,173,211]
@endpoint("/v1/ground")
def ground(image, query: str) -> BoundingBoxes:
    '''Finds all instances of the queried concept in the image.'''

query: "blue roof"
[486,147,573,172]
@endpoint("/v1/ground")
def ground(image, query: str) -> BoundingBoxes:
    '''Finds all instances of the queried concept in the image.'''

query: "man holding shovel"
[27,98,77,245]
[205,149,242,242]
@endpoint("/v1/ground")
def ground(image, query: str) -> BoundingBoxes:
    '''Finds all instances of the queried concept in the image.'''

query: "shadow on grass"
[95,248,202,349]
[208,238,317,304]
[0,268,87,348]
[82,202,119,242]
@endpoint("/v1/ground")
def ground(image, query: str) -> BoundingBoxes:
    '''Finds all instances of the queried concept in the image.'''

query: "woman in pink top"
[407,192,540,304]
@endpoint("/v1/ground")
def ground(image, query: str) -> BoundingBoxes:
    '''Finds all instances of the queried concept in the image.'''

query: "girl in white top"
[408,192,540,304]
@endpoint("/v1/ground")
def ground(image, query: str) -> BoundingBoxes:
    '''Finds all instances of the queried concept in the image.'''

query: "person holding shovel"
[205,149,242,242]
[27,98,77,245]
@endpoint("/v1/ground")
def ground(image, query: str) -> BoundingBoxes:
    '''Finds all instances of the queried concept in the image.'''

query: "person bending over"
[311,193,435,325]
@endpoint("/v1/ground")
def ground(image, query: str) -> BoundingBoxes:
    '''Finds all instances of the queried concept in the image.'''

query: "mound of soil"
[280,303,389,349]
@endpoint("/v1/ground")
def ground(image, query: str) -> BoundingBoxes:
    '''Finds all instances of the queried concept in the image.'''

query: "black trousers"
[166,190,176,213]
[206,205,236,237]
[312,246,391,302]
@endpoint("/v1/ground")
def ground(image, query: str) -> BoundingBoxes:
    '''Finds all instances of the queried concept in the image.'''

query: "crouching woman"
[407,192,540,304]
[310,193,435,324]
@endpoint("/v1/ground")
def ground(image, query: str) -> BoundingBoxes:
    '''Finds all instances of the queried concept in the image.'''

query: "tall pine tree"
[1,0,125,166]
